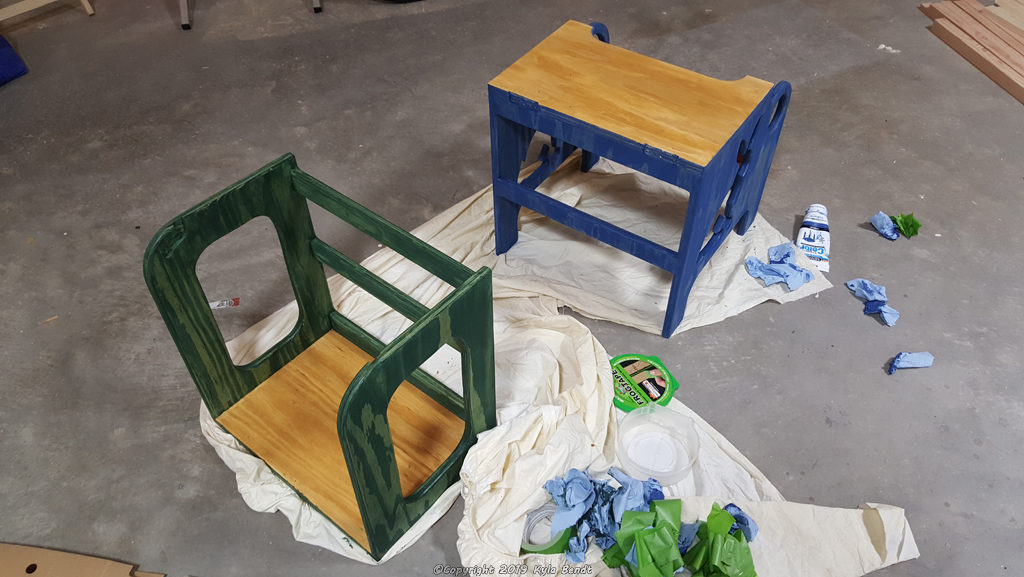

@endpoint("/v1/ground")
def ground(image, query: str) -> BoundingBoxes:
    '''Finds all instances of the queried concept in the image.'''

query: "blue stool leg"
[663,219,705,338]
[490,113,534,255]
[729,83,791,235]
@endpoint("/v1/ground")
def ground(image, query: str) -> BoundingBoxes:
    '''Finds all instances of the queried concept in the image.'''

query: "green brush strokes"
[890,213,922,238]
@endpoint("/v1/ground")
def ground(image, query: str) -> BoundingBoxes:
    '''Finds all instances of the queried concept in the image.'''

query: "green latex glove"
[890,213,921,238]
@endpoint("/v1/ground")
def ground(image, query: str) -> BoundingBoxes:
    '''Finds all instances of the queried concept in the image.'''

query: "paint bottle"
[797,203,830,272]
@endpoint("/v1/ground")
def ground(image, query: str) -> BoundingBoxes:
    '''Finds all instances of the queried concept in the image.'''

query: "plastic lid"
[616,404,700,486]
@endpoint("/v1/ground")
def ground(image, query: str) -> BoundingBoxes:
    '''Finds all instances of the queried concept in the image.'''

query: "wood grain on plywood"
[489,20,772,167]
[217,331,464,551]
[930,18,1024,102]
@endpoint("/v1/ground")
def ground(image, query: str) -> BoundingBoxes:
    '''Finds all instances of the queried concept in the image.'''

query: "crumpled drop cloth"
[197,155,915,575]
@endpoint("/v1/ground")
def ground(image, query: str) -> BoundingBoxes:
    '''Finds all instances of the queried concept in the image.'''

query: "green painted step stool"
[143,154,497,561]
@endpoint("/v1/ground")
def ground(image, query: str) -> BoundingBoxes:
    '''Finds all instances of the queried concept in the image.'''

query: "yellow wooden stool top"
[489,20,774,167]
[217,331,464,550]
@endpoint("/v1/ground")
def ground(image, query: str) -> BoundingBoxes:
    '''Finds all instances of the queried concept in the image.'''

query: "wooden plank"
[0,543,163,577]
[929,17,1024,103]
[988,5,1024,36]
[489,20,773,167]
[0,0,91,21]
[922,2,1024,73]
[217,331,465,552]
[954,0,1024,57]
[995,0,1024,21]
[0,0,59,22]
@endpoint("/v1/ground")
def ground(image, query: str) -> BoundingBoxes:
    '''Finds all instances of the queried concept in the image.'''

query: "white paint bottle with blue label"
[797,203,830,272]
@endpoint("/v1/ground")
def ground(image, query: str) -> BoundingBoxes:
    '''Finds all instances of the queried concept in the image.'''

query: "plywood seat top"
[217,331,464,551]
[489,20,775,167]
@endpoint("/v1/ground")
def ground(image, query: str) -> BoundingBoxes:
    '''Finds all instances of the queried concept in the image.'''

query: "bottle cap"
[806,203,827,216]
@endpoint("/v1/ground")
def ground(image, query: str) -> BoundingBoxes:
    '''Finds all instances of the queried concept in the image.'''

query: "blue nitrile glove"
[863,300,900,326]
[678,521,701,554]
[625,542,639,567]
[870,211,900,240]
[724,503,759,542]
[609,468,663,523]
[846,278,888,302]
[746,243,814,291]
[585,477,620,549]
[888,352,934,375]
[565,519,590,563]
[545,469,597,533]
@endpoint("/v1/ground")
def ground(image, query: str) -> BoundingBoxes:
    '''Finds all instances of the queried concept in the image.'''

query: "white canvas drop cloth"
[197,158,917,575]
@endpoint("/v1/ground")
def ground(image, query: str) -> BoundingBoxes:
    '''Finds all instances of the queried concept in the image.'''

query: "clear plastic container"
[616,404,700,486]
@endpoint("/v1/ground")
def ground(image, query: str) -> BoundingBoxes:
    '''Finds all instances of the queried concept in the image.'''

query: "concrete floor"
[2,0,1022,575]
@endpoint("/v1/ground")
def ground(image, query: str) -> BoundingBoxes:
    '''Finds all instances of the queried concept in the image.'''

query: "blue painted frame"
[489,22,791,337]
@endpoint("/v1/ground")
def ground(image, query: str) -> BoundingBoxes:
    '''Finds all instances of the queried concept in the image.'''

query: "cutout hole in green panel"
[196,215,299,364]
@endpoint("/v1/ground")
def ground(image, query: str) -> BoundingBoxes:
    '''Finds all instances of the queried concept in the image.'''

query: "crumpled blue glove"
[609,467,663,523]
[746,243,815,291]
[870,211,900,240]
[545,469,597,533]
[585,477,619,550]
[724,503,759,542]
[863,300,900,326]
[565,519,590,563]
[678,521,701,554]
[888,352,934,374]
[847,278,899,325]
[846,278,888,302]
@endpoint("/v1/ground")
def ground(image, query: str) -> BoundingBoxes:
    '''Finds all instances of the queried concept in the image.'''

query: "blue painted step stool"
[488,20,791,337]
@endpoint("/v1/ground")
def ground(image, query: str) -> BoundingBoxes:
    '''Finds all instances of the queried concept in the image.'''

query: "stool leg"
[729,83,790,235]
[663,214,705,338]
[490,114,533,255]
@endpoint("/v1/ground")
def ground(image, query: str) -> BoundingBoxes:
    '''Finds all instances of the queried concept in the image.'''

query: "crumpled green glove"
[682,503,757,577]
[602,500,683,577]
[890,213,921,238]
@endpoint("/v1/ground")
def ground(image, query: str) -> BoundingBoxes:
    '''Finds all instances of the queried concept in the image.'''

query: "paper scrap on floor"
[199,156,917,575]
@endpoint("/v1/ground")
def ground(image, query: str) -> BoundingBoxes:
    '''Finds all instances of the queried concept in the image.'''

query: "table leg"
[179,0,191,30]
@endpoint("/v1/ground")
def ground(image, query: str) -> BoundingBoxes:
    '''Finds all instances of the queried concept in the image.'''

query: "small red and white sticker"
[209,297,240,310]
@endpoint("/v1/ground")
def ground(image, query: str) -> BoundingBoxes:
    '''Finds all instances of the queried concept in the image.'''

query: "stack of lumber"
[919,0,1024,103]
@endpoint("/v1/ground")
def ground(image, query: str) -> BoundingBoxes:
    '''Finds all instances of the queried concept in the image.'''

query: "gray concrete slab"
[1,1,1022,576]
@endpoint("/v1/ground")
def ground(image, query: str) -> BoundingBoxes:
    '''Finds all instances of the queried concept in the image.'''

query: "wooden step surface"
[217,331,464,550]
[489,20,773,167]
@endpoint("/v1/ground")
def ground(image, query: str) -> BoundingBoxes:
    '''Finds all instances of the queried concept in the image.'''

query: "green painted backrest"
[143,155,334,417]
